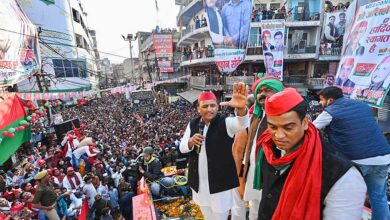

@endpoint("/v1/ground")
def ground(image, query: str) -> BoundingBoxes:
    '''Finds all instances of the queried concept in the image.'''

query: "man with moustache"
[255,88,366,220]
[180,82,250,220]
[231,76,284,220]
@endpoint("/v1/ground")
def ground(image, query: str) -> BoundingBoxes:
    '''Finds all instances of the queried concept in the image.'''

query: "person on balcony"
[205,0,225,45]
[221,0,252,48]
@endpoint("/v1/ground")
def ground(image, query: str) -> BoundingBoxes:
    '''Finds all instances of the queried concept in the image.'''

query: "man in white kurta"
[180,83,250,220]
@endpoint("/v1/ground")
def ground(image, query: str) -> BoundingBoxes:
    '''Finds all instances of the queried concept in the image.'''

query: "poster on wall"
[204,0,252,73]
[0,0,41,86]
[321,12,347,53]
[261,20,285,80]
[153,34,174,73]
[335,0,390,108]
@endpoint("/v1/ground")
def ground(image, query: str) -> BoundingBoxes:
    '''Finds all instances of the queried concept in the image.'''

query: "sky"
[82,0,180,64]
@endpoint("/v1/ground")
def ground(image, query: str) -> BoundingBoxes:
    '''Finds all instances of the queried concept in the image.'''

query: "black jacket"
[141,157,163,181]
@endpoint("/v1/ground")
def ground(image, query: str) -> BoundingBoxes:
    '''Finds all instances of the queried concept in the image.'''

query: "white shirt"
[82,183,97,208]
[243,118,263,202]
[62,172,84,191]
[323,167,367,219]
[73,146,98,160]
[313,111,390,165]
[180,111,250,213]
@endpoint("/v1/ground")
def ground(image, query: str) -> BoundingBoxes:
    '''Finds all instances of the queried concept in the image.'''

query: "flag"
[155,0,159,12]
[134,113,144,124]
[78,199,89,220]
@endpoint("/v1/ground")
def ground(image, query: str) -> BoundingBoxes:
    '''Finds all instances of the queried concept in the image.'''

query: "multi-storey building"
[16,0,99,93]
[99,57,113,88]
[174,0,349,96]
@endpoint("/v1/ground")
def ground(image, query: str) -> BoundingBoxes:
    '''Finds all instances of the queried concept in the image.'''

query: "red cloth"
[88,145,95,164]
[198,91,216,102]
[78,199,89,220]
[259,122,322,220]
[66,174,81,189]
[265,88,303,116]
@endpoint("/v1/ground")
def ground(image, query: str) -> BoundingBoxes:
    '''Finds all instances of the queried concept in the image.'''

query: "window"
[270,3,280,10]
[52,59,87,78]
[75,34,83,48]
[248,28,261,47]
[72,8,80,23]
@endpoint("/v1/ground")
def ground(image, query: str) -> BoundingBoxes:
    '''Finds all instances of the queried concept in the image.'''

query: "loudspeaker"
[53,118,80,139]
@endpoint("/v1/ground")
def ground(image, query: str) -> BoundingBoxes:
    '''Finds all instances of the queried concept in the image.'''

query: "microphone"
[196,119,205,154]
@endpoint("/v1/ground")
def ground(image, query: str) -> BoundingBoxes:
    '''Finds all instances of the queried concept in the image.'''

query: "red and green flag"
[0,94,31,165]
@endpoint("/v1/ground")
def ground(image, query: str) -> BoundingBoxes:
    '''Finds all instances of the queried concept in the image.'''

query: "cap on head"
[37,160,46,167]
[34,170,48,180]
[198,91,216,102]
[265,88,304,116]
[141,147,154,156]
[252,76,282,93]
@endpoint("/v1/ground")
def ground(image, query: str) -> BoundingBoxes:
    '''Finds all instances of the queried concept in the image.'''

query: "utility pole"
[122,34,136,84]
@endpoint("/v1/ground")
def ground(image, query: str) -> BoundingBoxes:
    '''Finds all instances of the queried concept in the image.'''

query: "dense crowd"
[0,94,197,220]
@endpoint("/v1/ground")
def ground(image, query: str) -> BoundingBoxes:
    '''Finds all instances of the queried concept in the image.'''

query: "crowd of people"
[0,94,198,220]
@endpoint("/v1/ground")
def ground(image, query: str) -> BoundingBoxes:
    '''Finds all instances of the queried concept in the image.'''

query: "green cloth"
[253,79,284,118]
[253,143,300,190]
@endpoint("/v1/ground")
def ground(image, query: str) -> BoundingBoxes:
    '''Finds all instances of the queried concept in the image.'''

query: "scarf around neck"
[254,122,322,220]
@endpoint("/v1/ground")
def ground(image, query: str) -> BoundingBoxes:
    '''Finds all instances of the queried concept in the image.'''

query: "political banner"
[335,0,390,108]
[261,20,285,80]
[0,0,41,86]
[204,0,252,73]
[321,12,347,47]
[153,34,174,73]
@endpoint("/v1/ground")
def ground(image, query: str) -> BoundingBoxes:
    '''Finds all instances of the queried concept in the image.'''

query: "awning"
[178,89,203,104]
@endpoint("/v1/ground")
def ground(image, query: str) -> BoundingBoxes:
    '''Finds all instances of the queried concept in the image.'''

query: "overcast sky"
[82,0,180,64]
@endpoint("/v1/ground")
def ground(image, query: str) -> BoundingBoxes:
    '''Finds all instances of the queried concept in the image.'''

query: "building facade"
[16,0,98,93]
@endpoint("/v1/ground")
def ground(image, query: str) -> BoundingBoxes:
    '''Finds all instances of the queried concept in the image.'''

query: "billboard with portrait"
[0,0,41,86]
[321,12,347,47]
[153,34,174,73]
[261,20,285,80]
[335,0,390,108]
[204,0,253,73]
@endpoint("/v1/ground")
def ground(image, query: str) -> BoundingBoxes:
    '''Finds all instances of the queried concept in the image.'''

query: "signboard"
[153,34,173,73]
[204,0,253,73]
[261,20,285,80]
[335,0,390,108]
[132,193,157,220]
[0,0,41,86]
[130,90,156,115]
[322,12,347,47]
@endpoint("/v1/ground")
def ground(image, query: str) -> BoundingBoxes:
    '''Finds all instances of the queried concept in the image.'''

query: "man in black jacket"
[180,82,250,220]
[139,147,173,198]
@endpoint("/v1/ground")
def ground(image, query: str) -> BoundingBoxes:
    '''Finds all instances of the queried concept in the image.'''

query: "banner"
[335,0,390,108]
[0,0,41,86]
[204,0,252,73]
[261,20,285,80]
[153,34,174,73]
[321,12,347,47]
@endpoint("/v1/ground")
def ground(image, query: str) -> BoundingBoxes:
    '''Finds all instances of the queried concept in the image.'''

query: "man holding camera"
[180,82,250,220]
[138,147,174,198]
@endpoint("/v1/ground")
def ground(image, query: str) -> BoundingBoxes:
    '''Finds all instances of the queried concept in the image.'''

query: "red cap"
[10,204,24,212]
[265,88,304,116]
[67,167,74,173]
[37,159,46,167]
[3,192,12,197]
[198,91,217,102]
[343,57,355,66]
[89,143,97,147]
[251,76,282,93]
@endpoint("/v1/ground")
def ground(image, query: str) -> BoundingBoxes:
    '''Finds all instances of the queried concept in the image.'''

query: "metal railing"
[308,78,324,87]
[284,75,307,85]
[251,11,320,22]
[247,47,263,55]
[320,47,342,56]
[226,76,255,85]
[289,45,316,54]
[182,48,214,62]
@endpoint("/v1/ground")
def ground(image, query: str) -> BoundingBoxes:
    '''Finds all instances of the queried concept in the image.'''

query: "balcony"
[178,26,209,47]
[226,76,255,86]
[283,75,307,87]
[181,48,215,66]
[189,76,223,90]
[319,46,342,61]
[308,78,324,90]
[177,0,203,27]
[286,45,317,59]
[250,11,321,28]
